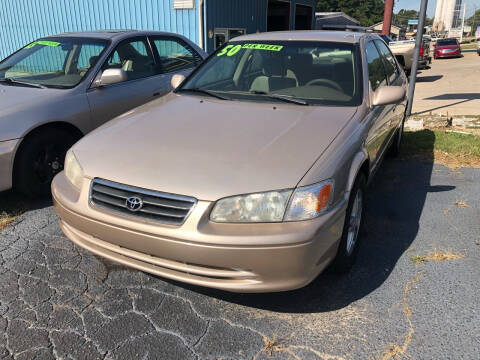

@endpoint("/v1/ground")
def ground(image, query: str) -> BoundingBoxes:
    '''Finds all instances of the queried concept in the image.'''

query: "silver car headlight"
[64,149,83,190]
[210,180,334,223]
[210,190,292,223]
[284,180,334,221]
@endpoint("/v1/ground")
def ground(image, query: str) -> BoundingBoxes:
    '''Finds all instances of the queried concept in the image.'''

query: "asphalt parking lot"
[1,159,479,359]
[412,51,480,116]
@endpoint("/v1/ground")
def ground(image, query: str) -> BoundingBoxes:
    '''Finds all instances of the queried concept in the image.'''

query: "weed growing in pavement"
[454,200,470,208]
[410,250,465,263]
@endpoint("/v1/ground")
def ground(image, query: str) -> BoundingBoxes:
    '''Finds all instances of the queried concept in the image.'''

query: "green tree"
[467,9,480,35]
[316,0,385,27]
[393,9,433,27]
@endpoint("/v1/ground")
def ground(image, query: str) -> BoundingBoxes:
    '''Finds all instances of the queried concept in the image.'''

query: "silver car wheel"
[346,189,363,255]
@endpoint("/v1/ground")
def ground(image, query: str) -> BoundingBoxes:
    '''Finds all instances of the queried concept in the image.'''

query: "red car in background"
[434,38,461,59]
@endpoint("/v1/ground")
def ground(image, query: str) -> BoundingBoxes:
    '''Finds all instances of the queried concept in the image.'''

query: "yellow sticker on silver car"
[24,40,60,49]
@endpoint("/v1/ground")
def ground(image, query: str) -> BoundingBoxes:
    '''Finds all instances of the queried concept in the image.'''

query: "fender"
[346,150,369,197]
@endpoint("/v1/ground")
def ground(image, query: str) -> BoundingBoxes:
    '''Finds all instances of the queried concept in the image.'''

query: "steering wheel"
[305,79,343,92]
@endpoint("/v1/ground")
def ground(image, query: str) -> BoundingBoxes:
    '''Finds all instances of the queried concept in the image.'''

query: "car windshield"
[180,41,361,106]
[0,37,108,88]
[437,39,458,46]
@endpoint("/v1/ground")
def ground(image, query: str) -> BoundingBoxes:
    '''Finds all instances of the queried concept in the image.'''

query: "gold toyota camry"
[52,31,408,292]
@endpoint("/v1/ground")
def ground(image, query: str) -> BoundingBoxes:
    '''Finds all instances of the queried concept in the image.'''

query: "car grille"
[90,178,197,225]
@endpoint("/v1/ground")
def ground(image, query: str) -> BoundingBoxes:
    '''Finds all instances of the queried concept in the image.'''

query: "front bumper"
[52,173,346,293]
[0,139,21,192]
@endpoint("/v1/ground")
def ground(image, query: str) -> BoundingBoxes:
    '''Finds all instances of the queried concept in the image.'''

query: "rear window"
[437,39,458,46]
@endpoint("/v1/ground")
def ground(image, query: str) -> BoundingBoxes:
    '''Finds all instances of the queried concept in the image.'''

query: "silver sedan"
[0,30,206,196]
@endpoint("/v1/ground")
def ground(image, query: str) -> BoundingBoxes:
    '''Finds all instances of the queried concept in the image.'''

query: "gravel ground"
[0,160,479,360]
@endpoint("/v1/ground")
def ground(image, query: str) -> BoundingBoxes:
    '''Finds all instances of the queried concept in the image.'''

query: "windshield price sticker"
[24,40,60,49]
[217,43,283,56]
[242,43,283,51]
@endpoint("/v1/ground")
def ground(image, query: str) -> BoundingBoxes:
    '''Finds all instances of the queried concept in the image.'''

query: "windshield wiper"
[250,91,309,106]
[176,88,230,100]
[0,78,46,89]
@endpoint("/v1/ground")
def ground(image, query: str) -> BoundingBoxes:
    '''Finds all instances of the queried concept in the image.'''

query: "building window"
[173,0,194,9]
[214,28,246,50]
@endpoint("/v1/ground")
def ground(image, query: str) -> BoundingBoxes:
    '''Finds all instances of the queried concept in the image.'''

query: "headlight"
[64,149,83,190]
[210,180,334,223]
[284,180,334,221]
[210,190,292,223]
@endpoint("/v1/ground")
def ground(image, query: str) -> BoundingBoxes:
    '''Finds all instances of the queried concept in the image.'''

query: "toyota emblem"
[125,196,143,212]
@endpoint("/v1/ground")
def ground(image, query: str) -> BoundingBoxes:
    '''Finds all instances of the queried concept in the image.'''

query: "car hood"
[0,84,63,115]
[74,94,357,201]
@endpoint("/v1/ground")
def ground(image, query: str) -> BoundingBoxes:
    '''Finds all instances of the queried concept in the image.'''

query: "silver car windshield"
[180,41,361,106]
[0,37,108,88]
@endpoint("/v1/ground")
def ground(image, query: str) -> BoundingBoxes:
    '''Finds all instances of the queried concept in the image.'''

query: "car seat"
[250,57,297,93]
[333,61,354,95]
[287,53,313,85]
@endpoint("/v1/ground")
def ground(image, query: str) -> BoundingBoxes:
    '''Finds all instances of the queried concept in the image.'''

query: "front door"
[375,39,407,137]
[364,40,393,169]
[87,37,164,128]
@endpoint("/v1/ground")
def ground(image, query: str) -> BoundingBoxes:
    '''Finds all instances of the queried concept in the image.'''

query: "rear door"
[148,35,204,95]
[364,40,391,169]
[87,36,164,128]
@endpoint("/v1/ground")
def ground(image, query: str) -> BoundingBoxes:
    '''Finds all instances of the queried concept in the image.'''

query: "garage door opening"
[295,4,313,30]
[267,0,290,32]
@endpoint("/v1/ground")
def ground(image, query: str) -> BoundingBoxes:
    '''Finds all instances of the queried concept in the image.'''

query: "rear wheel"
[331,173,366,273]
[14,129,78,197]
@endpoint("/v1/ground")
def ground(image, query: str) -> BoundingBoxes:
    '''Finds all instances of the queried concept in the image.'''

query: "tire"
[388,111,406,158]
[14,129,77,197]
[330,173,366,273]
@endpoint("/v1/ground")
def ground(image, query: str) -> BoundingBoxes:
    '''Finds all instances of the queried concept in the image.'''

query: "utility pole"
[460,2,466,43]
[473,6,477,36]
[406,0,428,117]
[382,0,395,35]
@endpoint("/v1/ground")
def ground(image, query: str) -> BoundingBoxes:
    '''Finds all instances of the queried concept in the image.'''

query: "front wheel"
[330,174,366,273]
[14,129,77,197]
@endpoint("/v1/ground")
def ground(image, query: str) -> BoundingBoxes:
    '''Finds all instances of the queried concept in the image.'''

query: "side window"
[374,40,398,84]
[77,44,105,71]
[102,38,155,81]
[365,41,387,92]
[151,37,202,74]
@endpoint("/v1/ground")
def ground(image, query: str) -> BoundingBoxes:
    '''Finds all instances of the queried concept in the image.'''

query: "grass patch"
[0,191,27,231]
[402,130,480,169]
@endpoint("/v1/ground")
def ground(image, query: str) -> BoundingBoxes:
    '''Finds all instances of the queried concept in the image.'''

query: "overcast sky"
[394,0,480,17]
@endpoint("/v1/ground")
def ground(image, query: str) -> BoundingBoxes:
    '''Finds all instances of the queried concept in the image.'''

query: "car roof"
[231,30,368,44]
[44,30,183,41]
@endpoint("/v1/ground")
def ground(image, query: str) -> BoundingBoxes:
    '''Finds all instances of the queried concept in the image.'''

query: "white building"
[433,0,463,33]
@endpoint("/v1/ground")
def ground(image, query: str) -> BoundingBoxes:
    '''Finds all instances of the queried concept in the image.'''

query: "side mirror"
[94,68,127,87]
[171,74,185,90]
[372,86,406,107]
